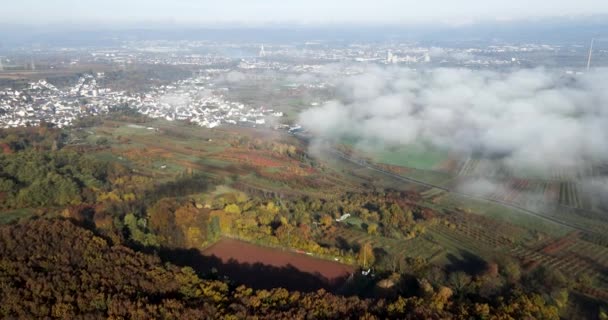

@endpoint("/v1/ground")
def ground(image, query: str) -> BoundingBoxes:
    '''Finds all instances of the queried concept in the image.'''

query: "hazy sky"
[4,0,608,26]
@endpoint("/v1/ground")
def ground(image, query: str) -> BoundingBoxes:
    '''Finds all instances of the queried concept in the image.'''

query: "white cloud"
[299,67,608,174]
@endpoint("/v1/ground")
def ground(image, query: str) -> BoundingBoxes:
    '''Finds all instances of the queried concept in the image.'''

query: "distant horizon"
[1,13,607,29]
[0,15,605,49]
[3,0,608,26]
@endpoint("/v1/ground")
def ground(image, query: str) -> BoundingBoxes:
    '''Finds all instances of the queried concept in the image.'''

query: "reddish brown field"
[229,152,284,167]
[203,238,354,281]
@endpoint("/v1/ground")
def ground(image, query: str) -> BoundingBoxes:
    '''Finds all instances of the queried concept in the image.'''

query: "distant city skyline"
[4,0,608,26]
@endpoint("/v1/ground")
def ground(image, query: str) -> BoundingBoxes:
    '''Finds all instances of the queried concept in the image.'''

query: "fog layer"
[299,67,608,174]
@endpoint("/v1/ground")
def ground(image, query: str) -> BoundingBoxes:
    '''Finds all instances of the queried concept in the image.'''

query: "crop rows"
[455,177,592,210]
[420,188,446,200]
[510,247,603,281]
[476,178,532,206]
[428,212,525,255]
[330,227,444,263]
[577,286,608,302]
[453,223,516,247]
[510,243,608,292]
[424,227,487,262]
[457,155,595,181]
[539,232,579,255]
[428,222,518,258]
[449,210,530,241]
[487,180,561,207]
[581,232,608,247]
[548,166,595,181]
[455,158,518,178]
[541,182,561,203]
[559,182,581,208]
[567,239,608,269]
[457,158,481,176]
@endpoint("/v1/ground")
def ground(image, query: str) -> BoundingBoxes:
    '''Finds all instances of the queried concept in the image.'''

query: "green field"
[338,135,450,172]
[368,144,449,170]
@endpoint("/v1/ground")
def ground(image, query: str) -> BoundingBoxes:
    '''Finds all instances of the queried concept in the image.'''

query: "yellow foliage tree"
[320,215,333,228]
[367,223,378,235]
[265,202,279,214]
[210,210,233,234]
[224,204,242,215]
[357,242,375,268]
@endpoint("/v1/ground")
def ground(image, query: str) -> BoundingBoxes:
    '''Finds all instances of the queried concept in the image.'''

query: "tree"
[275,224,294,245]
[124,213,159,247]
[367,223,378,235]
[448,271,472,296]
[148,199,181,245]
[257,208,276,226]
[550,289,569,310]
[224,203,242,215]
[208,216,221,240]
[501,258,521,283]
[405,256,429,275]
[320,215,333,228]
[96,137,109,146]
[0,178,15,199]
[357,242,375,268]
[49,174,81,206]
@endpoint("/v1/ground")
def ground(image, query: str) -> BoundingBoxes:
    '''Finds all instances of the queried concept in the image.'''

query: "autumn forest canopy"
[0,116,606,319]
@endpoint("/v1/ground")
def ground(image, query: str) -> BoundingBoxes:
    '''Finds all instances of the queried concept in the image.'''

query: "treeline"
[229,135,317,167]
[0,150,113,209]
[0,218,568,319]
[117,189,428,265]
[0,124,65,153]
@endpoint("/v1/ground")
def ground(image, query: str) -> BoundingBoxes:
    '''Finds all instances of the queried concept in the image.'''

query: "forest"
[0,218,566,319]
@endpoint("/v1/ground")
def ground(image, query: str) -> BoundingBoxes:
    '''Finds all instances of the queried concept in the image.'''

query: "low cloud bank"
[299,67,608,174]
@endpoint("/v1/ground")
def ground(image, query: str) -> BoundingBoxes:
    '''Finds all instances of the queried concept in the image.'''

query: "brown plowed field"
[201,238,354,291]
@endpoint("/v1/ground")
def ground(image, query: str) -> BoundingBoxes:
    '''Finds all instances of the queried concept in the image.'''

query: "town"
[1,39,600,130]
[0,71,284,129]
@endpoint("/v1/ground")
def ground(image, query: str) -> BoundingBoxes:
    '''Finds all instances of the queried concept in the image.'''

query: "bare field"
[201,238,354,291]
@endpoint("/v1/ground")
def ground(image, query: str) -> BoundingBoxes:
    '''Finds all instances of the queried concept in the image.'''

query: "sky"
[4,0,608,26]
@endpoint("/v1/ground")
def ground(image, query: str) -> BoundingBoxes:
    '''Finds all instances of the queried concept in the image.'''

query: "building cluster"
[248,42,559,67]
[136,75,283,128]
[113,40,556,68]
[0,41,576,129]
[385,50,431,64]
[0,71,282,129]
[0,76,114,128]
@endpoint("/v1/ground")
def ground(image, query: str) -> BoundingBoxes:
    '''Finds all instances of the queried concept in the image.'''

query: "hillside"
[0,218,565,319]
[0,121,605,319]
